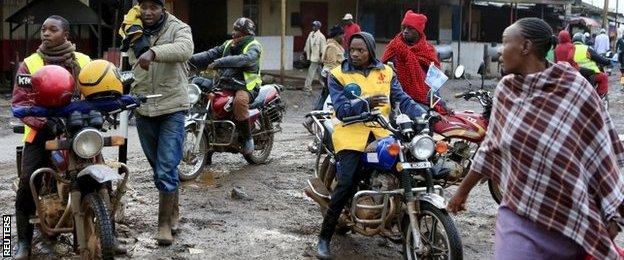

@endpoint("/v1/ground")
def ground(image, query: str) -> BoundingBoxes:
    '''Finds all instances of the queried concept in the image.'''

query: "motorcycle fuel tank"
[433,111,488,143]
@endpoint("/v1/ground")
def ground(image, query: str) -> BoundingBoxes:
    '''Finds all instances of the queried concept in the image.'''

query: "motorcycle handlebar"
[342,112,371,125]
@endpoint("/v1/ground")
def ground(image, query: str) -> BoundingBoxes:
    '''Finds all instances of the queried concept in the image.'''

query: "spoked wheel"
[243,118,274,164]
[179,125,211,181]
[488,179,503,204]
[81,193,115,260]
[403,202,463,260]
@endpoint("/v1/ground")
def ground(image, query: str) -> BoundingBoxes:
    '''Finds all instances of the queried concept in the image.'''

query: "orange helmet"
[31,65,75,108]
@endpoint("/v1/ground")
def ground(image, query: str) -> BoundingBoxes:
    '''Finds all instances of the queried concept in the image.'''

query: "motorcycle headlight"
[409,135,435,160]
[187,83,201,105]
[72,128,104,158]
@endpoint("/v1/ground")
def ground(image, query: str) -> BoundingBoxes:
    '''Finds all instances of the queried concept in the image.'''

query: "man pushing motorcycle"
[316,31,427,259]
[188,17,262,156]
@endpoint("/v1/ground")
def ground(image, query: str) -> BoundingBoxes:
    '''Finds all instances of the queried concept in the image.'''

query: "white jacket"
[304,30,326,63]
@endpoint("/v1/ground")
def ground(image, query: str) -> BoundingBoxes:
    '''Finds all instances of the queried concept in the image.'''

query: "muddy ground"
[0,74,623,259]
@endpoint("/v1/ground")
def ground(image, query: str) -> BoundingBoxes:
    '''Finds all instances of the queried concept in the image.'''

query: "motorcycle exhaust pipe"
[304,187,330,209]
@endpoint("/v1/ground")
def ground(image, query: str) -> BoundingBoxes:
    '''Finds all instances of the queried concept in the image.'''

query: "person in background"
[554,30,577,68]
[11,15,92,259]
[381,10,449,114]
[572,32,611,97]
[341,13,361,51]
[448,17,624,259]
[314,24,344,110]
[303,20,326,94]
[594,29,610,55]
[128,0,194,246]
[615,34,624,90]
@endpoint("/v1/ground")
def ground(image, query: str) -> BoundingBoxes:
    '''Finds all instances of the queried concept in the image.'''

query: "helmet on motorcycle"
[572,32,584,44]
[31,65,75,108]
[233,17,255,36]
[78,59,123,99]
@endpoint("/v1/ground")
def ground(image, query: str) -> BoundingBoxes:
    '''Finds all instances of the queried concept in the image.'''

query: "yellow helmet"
[78,59,123,99]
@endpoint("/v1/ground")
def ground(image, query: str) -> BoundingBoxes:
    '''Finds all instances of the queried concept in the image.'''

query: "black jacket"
[189,36,261,91]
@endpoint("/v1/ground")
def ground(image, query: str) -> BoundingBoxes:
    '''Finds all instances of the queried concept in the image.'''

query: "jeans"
[136,111,185,192]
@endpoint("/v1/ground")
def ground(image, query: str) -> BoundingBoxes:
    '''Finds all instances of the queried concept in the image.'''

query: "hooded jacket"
[554,30,577,68]
[328,32,426,152]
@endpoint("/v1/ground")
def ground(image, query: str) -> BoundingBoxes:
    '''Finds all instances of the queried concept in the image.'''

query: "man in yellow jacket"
[316,32,427,259]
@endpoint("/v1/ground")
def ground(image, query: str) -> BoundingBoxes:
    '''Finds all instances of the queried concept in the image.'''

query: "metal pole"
[602,0,609,29]
[118,0,132,170]
[458,0,462,65]
[280,0,285,85]
[468,0,472,41]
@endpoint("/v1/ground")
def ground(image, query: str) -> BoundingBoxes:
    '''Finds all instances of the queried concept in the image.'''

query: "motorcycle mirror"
[119,71,135,88]
[454,65,465,79]
[477,62,486,76]
[343,83,362,100]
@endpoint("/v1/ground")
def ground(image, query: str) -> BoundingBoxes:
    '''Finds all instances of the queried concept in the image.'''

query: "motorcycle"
[11,72,151,259]
[304,84,463,259]
[177,71,286,181]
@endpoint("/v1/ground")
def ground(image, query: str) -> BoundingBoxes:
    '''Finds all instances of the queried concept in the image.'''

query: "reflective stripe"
[573,44,600,73]
[21,52,90,143]
[223,39,263,91]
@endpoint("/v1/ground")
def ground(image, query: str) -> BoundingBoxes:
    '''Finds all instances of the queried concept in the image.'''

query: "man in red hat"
[382,10,449,114]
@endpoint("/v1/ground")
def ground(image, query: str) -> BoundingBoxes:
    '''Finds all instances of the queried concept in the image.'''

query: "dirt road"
[0,75,622,259]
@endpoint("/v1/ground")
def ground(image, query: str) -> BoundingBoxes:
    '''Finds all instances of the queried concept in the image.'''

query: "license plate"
[402,161,432,169]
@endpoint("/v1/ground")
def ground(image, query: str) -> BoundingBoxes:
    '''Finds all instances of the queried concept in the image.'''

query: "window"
[243,0,260,35]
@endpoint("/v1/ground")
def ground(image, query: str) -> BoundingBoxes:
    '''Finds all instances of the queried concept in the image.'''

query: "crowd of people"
[9,0,624,258]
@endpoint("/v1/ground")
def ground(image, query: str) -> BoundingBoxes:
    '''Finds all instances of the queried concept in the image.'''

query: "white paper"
[425,62,449,92]
[366,153,379,163]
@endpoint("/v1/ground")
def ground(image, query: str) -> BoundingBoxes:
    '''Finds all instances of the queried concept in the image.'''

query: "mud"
[0,75,623,259]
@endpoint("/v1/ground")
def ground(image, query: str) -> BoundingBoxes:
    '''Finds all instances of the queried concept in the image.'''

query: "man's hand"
[367,95,389,109]
[447,190,468,214]
[207,62,216,70]
[138,50,155,70]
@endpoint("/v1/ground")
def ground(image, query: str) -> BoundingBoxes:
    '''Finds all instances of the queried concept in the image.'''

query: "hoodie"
[554,30,577,68]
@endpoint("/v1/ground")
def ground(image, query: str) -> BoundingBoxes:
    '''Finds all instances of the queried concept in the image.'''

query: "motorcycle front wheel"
[402,202,463,260]
[243,119,274,164]
[81,192,115,260]
[487,179,503,204]
[179,125,211,181]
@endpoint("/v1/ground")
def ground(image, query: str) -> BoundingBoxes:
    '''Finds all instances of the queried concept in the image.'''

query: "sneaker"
[242,138,254,155]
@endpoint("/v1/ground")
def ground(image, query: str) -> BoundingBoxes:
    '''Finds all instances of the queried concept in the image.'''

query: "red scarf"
[381,33,440,105]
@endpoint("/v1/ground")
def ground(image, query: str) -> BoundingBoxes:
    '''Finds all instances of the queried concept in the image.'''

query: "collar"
[341,58,384,73]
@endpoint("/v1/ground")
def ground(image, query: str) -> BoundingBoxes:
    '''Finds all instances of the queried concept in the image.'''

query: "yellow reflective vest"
[223,39,262,91]
[22,52,90,143]
[573,43,600,73]
[330,64,394,153]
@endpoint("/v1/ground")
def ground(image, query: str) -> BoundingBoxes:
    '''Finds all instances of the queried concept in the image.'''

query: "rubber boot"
[236,120,254,155]
[171,189,180,235]
[14,211,33,260]
[155,191,174,245]
[317,210,339,260]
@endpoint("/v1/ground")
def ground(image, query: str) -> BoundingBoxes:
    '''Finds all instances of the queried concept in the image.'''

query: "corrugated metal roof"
[5,0,105,25]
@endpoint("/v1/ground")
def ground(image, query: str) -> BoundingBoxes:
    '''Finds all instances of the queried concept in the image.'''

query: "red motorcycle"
[178,76,285,181]
[431,64,503,203]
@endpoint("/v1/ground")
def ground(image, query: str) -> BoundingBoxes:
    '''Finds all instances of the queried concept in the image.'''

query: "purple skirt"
[494,206,586,260]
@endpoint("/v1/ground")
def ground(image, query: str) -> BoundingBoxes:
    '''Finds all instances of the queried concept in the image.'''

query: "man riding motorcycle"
[572,32,611,97]
[316,31,427,259]
[11,15,91,259]
[188,17,261,155]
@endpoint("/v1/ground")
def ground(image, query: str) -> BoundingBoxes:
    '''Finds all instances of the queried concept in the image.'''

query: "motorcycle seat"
[250,85,278,109]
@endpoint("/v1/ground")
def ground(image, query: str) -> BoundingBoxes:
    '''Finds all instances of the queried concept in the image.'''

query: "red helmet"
[31,65,75,108]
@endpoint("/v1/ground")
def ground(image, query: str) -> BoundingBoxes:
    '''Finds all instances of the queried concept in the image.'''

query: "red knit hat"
[401,10,427,34]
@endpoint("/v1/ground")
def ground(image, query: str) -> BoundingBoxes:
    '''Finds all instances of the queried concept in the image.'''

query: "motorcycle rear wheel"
[488,179,503,204]
[402,202,463,260]
[81,192,115,260]
[243,119,274,164]
[179,125,211,181]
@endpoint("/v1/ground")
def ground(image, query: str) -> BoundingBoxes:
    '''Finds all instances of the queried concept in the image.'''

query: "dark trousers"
[15,129,54,215]
[321,150,366,239]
